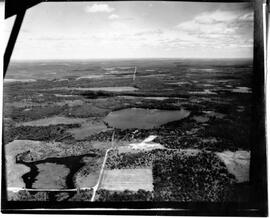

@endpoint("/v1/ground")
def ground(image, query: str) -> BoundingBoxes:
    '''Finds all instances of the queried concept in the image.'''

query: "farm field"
[100,168,153,191]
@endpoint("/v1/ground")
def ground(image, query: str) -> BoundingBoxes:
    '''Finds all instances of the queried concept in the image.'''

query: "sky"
[5,1,253,60]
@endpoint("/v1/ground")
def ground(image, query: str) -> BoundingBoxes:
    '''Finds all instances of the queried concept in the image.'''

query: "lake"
[104,108,190,129]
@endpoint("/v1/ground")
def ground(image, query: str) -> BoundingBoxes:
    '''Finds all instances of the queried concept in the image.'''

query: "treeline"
[8,189,93,202]
[105,149,164,169]
[96,189,154,201]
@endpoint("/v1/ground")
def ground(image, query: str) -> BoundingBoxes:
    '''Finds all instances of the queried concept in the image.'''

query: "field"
[100,168,153,191]
[4,58,252,201]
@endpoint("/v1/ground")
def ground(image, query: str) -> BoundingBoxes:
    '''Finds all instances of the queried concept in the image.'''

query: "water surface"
[51,86,138,92]
[19,116,85,126]
[19,154,96,189]
[32,163,69,189]
[104,108,190,129]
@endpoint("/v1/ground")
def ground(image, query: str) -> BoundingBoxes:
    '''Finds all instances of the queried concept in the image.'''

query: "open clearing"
[100,168,153,191]
[5,140,36,188]
[215,150,250,183]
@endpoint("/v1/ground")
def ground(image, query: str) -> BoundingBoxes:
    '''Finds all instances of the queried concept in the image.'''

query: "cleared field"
[100,168,153,191]
[6,157,30,188]
[5,140,35,188]
[215,150,250,183]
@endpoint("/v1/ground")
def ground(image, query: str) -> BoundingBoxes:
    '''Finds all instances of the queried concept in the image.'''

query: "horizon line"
[10,57,253,62]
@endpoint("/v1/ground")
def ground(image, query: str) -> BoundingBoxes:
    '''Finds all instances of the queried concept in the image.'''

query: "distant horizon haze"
[10,57,253,63]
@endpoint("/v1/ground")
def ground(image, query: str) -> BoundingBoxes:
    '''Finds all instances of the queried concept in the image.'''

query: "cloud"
[85,3,114,13]
[134,29,163,36]
[239,12,253,21]
[176,8,253,49]
[194,10,239,24]
[108,14,119,20]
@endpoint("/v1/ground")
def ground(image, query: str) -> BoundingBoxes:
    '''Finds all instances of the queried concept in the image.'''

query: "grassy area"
[100,168,153,191]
